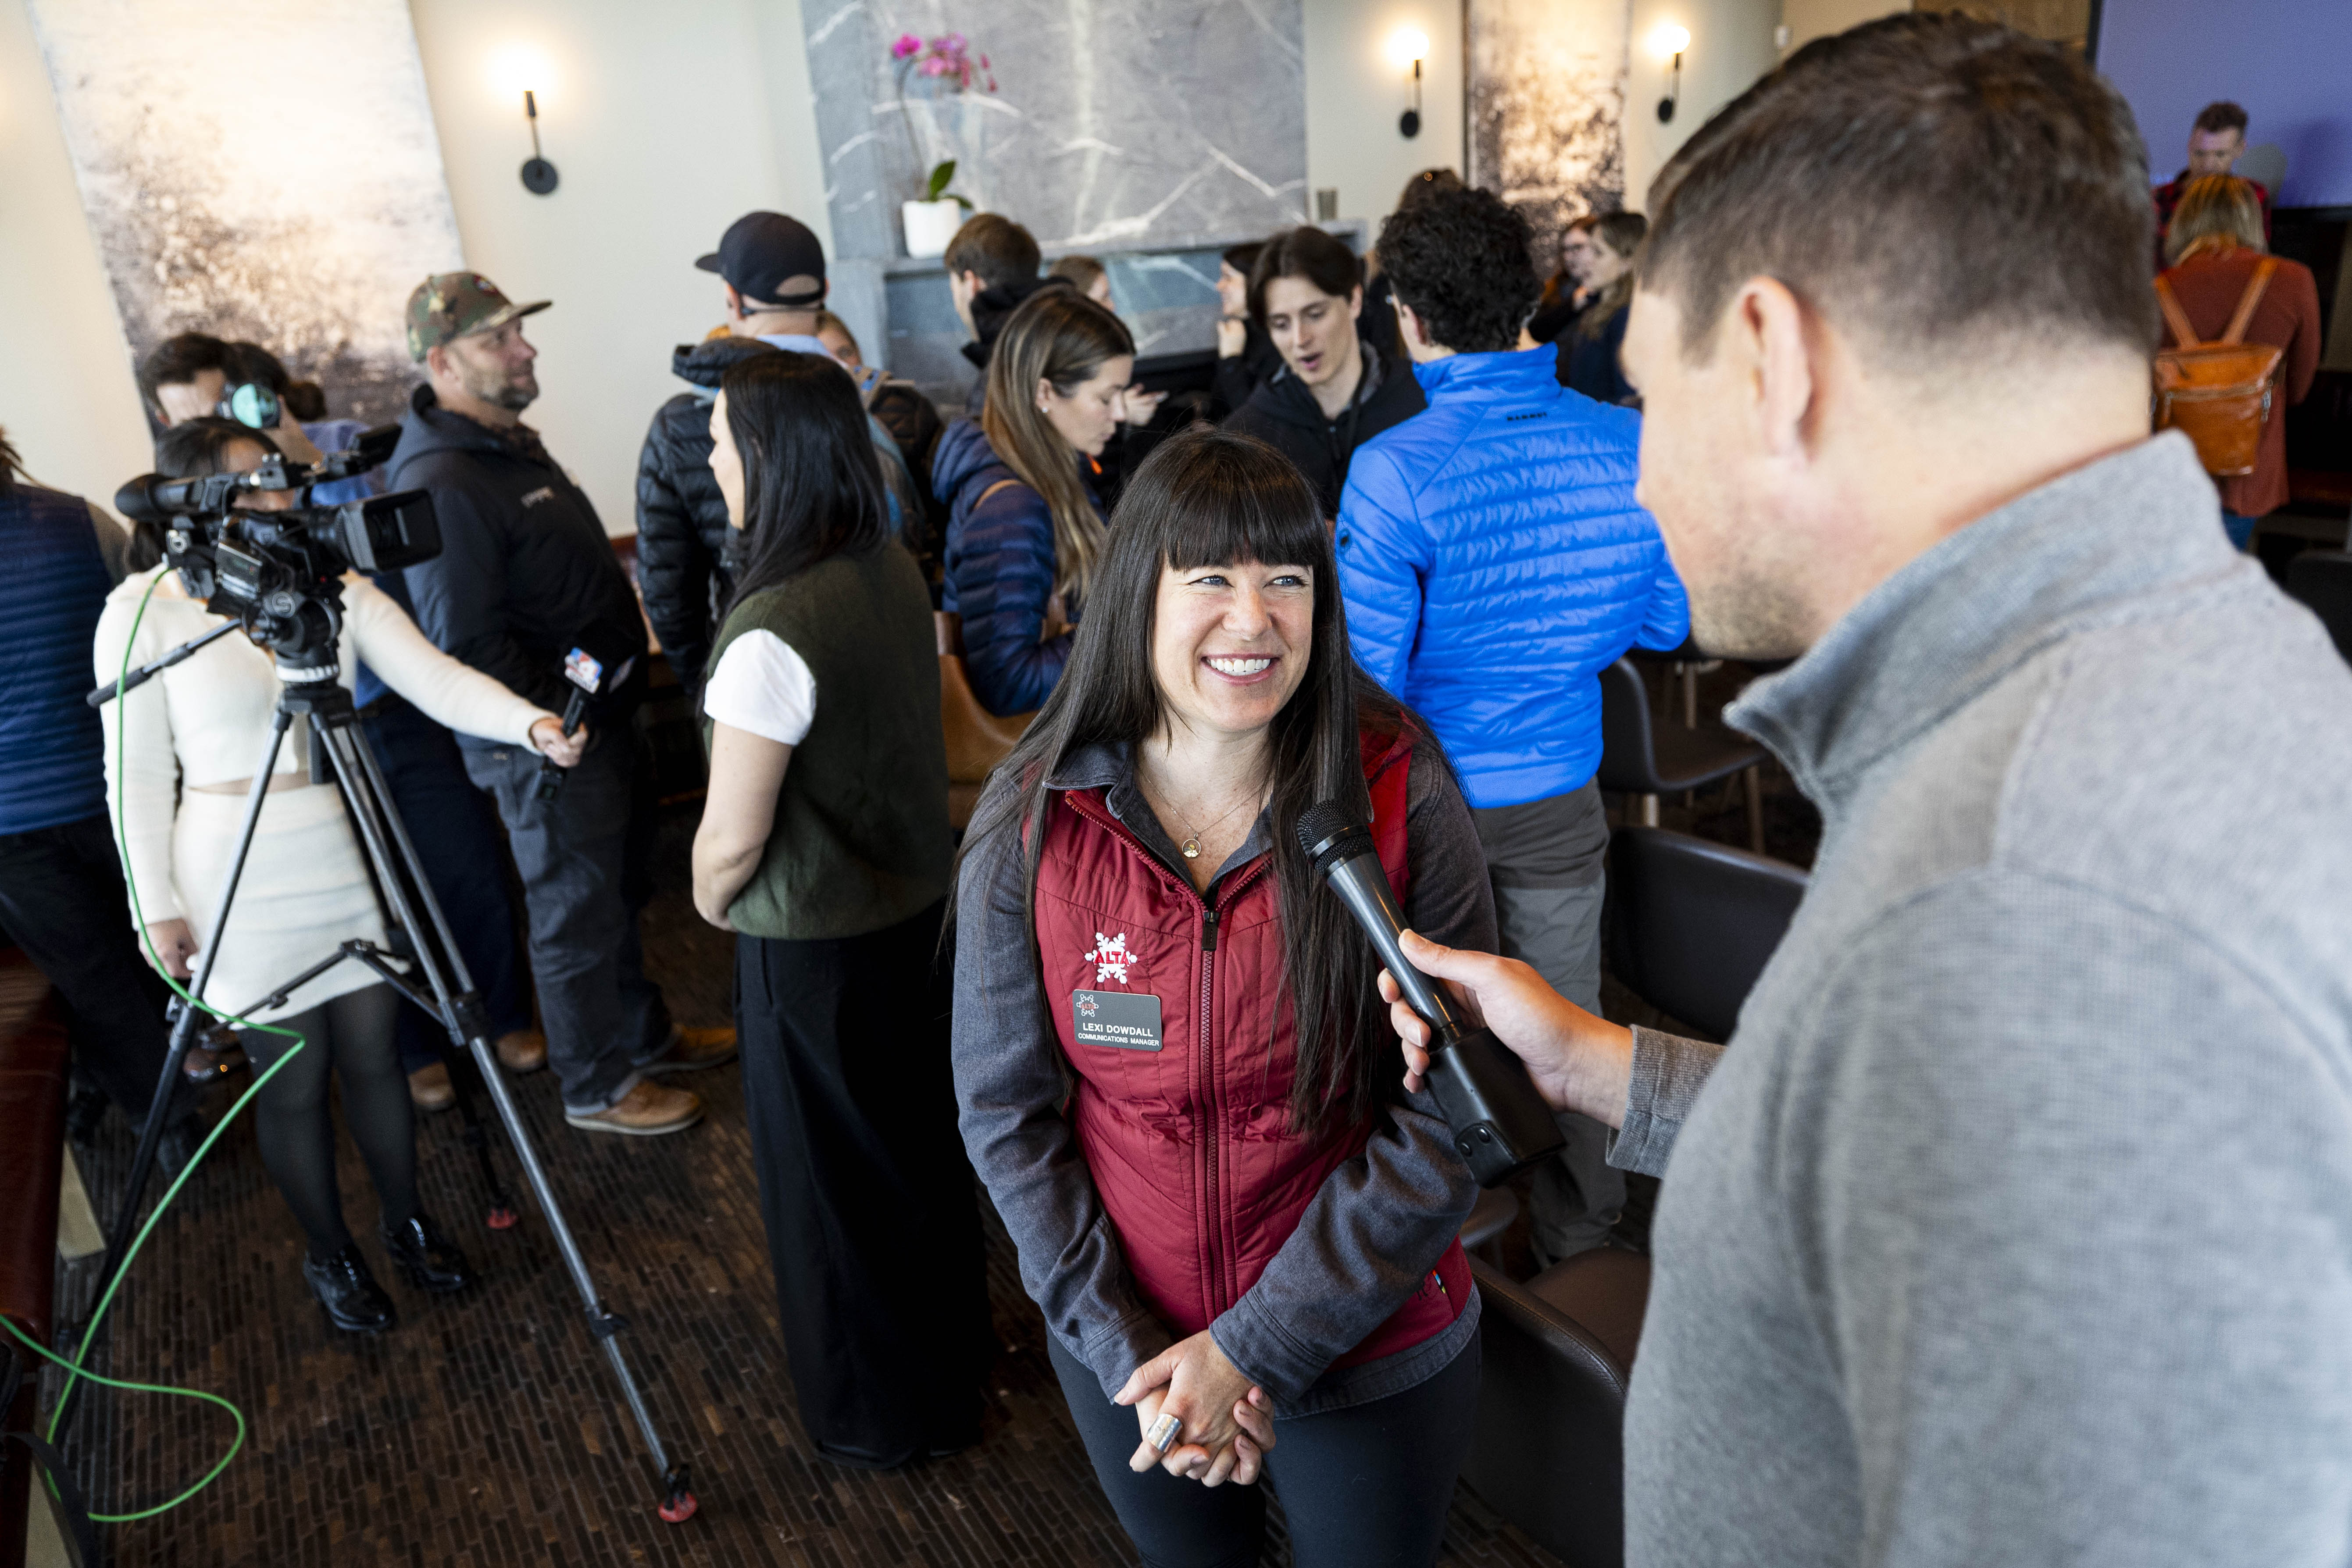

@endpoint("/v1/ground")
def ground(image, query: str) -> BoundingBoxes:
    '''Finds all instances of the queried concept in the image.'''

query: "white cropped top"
[94,567,552,925]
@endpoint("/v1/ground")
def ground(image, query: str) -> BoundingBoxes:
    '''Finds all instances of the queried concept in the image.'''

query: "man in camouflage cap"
[387,271,736,1139]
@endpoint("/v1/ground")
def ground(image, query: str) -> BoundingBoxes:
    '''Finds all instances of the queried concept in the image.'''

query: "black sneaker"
[380,1211,475,1294]
[303,1244,396,1333]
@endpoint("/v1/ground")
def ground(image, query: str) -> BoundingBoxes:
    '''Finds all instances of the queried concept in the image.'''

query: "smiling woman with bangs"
[948,428,1497,1567]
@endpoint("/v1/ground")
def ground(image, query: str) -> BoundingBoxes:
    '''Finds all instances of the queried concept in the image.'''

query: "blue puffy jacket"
[933,418,1100,717]
[1336,350,1688,809]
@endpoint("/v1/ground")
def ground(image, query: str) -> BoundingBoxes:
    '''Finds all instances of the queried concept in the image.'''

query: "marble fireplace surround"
[803,0,1314,392]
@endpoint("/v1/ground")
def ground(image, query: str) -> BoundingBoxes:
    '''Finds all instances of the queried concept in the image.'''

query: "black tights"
[242,984,418,1258]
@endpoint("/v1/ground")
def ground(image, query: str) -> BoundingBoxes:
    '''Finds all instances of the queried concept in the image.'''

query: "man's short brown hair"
[2193,100,2248,137]
[1640,13,2156,364]
[943,214,1040,292]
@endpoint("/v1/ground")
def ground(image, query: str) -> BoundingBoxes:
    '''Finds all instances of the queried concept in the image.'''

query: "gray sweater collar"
[1728,433,2234,807]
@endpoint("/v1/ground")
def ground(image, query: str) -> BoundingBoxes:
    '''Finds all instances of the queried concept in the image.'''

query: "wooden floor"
[46,808,1578,1568]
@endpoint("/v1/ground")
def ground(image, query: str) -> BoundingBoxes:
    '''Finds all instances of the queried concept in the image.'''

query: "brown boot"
[407,1060,456,1112]
[494,1029,547,1074]
[564,1080,703,1137]
[643,1024,738,1076]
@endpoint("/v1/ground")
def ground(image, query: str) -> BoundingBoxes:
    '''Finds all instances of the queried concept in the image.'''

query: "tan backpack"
[2152,258,2282,478]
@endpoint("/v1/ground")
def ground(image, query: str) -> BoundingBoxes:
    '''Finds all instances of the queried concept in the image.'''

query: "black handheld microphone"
[1298,800,1566,1187]
[535,639,637,800]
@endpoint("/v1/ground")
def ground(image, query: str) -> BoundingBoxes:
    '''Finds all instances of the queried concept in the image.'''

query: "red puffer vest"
[1034,729,1470,1371]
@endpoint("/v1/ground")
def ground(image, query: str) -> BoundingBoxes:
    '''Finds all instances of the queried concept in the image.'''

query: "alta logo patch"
[1076,996,1099,1018]
[1085,932,1132,986]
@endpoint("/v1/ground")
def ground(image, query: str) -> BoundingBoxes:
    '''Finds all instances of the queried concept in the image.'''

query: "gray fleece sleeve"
[1208,746,1496,1404]
[949,789,1171,1397]
[1608,1026,1725,1177]
[1785,872,2352,1567]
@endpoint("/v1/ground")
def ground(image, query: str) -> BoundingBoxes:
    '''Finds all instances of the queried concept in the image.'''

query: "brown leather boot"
[643,1025,738,1076]
[493,1029,547,1074]
[407,1060,456,1112]
[564,1080,703,1137]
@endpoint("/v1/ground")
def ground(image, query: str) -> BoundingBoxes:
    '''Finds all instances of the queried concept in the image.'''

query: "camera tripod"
[64,623,696,1523]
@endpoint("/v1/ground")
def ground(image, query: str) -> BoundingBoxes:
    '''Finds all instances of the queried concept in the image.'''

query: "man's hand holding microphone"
[1379,929,1636,1132]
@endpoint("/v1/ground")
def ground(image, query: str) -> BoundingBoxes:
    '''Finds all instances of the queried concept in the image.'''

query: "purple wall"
[2096,0,2352,207]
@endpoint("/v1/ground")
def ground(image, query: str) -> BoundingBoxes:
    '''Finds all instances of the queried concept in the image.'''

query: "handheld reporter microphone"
[538,645,609,800]
[1298,800,1565,1187]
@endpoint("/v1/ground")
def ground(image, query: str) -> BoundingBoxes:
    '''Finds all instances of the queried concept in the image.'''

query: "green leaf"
[925,159,957,201]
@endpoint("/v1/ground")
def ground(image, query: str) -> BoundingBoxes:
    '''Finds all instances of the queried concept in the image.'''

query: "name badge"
[1072,989,1162,1051]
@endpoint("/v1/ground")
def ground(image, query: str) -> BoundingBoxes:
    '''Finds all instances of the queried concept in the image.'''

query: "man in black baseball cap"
[698,211,828,319]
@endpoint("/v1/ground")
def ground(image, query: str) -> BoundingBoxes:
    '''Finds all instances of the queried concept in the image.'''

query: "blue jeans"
[2223,510,2259,551]
[360,695,530,1074]
[462,733,671,1112]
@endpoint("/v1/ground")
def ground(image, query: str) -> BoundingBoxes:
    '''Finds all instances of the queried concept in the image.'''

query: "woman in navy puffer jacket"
[934,290,1135,716]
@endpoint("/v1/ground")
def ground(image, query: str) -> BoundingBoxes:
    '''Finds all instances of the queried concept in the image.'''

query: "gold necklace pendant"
[1181,836,1203,859]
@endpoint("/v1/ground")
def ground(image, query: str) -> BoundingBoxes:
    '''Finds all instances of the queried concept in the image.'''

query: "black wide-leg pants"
[734,899,992,1468]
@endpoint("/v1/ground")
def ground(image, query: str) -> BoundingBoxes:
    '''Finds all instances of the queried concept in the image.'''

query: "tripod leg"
[312,715,694,1521]
[61,707,296,1437]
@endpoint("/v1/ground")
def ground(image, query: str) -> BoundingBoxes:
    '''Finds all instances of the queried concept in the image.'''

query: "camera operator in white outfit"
[95,418,585,1335]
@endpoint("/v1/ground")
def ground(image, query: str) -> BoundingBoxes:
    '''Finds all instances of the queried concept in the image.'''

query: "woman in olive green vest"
[691,350,989,1469]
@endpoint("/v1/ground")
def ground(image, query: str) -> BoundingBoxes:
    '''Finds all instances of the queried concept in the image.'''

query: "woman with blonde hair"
[2157,174,2321,549]
[932,288,1135,715]
[1560,211,1648,405]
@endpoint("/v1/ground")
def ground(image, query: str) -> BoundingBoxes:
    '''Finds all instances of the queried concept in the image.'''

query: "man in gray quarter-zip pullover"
[1376,15,2352,1568]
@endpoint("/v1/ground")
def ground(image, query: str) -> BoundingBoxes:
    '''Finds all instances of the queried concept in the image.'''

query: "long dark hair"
[137,418,282,571]
[0,427,23,496]
[953,429,1417,1137]
[717,350,891,619]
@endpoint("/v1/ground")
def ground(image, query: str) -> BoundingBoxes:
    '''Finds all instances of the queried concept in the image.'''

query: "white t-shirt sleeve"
[703,629,817,747]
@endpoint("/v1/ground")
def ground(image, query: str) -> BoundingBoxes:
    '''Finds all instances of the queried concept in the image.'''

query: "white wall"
[1780,0,1910,54]
[1623,0,1782,208]
[1303,0,1467,228]
[0,0,835,536]
[408,0,831,533]
[0,0,157,508]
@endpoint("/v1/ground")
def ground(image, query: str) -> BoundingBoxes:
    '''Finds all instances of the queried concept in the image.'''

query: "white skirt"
[171,784,387,1023]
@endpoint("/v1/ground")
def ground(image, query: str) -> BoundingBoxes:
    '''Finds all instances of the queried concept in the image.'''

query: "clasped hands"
[1114,1330,1277,1487]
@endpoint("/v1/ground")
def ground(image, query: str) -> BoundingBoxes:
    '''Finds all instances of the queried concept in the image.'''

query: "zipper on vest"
[1200,908,1219,951]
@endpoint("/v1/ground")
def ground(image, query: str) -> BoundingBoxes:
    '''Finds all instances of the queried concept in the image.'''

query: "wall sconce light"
[1650,24,1690,123]
[520,90,559,194]
[1387,27,1430,139]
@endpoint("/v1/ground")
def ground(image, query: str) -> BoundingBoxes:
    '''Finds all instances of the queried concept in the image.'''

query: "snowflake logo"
[1084,932,1132,986]
[1076,996,1099,1018]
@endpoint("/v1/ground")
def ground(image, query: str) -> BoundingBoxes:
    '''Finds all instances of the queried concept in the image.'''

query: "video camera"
[114,426,439,665]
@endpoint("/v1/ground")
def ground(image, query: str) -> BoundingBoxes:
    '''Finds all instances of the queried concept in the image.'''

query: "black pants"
[734,901,992,1467]
[462,733,669,1113]
[0,814,176,1122]
[1048,1333,1481,1568]
[359,695,528,1074]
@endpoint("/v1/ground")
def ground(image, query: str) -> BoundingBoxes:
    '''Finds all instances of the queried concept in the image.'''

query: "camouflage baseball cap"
[405,272,551,361]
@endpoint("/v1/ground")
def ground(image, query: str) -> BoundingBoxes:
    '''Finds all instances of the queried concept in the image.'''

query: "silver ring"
[1146,1413,1182,1453]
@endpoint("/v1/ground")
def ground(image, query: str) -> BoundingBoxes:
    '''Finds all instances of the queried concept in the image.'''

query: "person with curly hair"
[1336,182,1687,1268]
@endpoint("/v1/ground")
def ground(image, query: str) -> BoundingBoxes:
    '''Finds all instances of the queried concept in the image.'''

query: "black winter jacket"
[959,275,1074,415]
[1210,320,1285,421]
[635,336,767,695]
[1222,339,1425,518]
[638,338,948,688]
[389,385,646,738]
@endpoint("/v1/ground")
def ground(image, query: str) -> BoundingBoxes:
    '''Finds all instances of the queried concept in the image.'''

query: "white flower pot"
[902,198,964,259]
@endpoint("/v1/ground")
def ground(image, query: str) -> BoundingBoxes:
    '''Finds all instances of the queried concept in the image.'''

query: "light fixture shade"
[1386,26,1431,70]
[1650,22,1692,57]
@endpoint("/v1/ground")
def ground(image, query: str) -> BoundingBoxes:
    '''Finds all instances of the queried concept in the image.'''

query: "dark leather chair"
[1606,826,1808,1040]
[0,951,70,1568]
[2284,550,2352,663]
[1463,1247,1652,1568]
[1596,658,1769,851]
